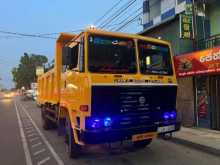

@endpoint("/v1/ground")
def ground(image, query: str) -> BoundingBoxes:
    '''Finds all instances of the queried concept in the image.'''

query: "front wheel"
[133,139,152,149]
[65,116,81,158]
[41,106,54,130]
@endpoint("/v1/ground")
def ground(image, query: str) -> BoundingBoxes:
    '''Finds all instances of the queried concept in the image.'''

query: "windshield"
[88,35,137,74]
[138,40,173,75]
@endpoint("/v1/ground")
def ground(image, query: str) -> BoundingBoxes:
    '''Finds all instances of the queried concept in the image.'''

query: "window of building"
[161,0,176,13]
[149,0,161,20]
[177,0,185,4]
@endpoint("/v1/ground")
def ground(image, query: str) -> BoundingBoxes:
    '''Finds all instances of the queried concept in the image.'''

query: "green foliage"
[11,53,48,89]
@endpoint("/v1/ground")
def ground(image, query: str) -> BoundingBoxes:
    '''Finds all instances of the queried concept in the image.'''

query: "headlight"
[86,117,113,129]
[103,117,112,127]
[163,111,177,120]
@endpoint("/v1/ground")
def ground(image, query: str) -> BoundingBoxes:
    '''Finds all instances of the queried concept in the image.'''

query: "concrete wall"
[176,77,195,127]
[142,17,193,55]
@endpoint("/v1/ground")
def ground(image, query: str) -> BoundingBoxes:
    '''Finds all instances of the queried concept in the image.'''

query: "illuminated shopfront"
[175,46,220,130]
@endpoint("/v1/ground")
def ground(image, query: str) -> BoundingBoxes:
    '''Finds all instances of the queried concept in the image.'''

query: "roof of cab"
[84,28,170,45]
[56,33,77,43]
[56,28,170,46]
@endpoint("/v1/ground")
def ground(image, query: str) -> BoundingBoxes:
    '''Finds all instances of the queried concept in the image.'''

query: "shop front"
[175,46,220,130]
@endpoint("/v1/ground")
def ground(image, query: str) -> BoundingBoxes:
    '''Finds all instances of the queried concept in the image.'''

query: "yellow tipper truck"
[37,28,181,158]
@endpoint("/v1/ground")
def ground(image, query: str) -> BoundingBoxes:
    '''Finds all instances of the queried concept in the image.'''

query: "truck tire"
[41,106,53,130]
[65,116,81,158]
[133,139,152,149]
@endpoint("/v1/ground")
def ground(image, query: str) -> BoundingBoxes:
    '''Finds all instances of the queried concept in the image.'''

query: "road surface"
[0,95,220,165]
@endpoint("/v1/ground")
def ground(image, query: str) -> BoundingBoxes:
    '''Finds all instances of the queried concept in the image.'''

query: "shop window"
[196,76,210,128]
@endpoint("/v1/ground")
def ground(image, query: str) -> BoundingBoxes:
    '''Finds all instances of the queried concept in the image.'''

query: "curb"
[170,137,220,157]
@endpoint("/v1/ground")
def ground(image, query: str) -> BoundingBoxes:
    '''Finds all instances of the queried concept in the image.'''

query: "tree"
[11,53,48,89]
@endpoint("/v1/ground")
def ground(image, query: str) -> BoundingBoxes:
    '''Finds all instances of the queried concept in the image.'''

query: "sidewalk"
[171,127,220,156]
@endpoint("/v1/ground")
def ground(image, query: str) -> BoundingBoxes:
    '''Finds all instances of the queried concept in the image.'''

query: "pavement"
[171,127,220,156]
[0,96,220,165]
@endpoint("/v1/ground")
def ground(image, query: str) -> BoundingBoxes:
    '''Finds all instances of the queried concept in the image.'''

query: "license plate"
[132,132,157,142]
[157,125,175,133]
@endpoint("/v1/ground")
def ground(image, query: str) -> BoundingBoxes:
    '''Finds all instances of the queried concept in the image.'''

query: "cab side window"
[79,37,85,72]
[70,44,79,69]
[62,44,79,72]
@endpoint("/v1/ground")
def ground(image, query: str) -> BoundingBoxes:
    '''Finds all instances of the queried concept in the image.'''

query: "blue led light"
[170,111,177,119]
[163,111,177,120]
[90,118,101,128]
[163,112,170,120]
[104,117,112,127]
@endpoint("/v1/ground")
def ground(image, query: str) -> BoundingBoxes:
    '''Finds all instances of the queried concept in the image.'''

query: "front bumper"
[80,125,157,144]
[79,120,181,144]
[157,121,181,134]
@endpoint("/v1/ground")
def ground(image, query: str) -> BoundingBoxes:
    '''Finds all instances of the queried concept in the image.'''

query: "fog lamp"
[90,118,101,128]
[163,112,170,120]
[170,111,177,119]
[104,117,112,127]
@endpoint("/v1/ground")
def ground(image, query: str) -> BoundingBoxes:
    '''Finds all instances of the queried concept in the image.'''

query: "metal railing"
[197,34,220,50]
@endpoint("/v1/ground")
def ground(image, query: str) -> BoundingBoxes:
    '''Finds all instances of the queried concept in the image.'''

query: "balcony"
[197,34,220,51]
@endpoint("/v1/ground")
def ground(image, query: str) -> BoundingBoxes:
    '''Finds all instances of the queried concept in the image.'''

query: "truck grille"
[91,85,177,128]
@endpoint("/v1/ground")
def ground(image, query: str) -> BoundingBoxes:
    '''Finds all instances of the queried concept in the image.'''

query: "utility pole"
[192,0,199,127]
[192,0,198,50]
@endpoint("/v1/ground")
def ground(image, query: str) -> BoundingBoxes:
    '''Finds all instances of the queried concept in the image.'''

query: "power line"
[99,0,136,29]
[38,29,83,36]
[108,7,142,31]
[104,5,135,30]
[94,0,124,26]
[115,12,142,31]
[99,0,135,29]
[0,35,22,39]
[0,30,57,39]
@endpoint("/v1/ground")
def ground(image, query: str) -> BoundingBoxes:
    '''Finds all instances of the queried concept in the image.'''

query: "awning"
[174,46,220,77]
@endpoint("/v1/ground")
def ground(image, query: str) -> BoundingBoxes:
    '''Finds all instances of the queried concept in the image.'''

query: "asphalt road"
[0,95,220,165]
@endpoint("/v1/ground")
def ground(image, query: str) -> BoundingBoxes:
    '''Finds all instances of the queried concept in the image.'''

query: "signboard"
[180,0,194,39]
[180,14,194,39]
[36,66,44,76]
[185,0,193,15]
[174,46,220,77]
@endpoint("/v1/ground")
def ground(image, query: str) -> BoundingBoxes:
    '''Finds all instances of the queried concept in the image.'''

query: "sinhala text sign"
[174,46,220,77]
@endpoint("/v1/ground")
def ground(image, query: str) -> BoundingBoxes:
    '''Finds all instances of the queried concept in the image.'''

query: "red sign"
[174,46,220,77]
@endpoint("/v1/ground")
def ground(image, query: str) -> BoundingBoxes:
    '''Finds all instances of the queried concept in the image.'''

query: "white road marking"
[33,148,46,156]
[37,157,51,165]
[25,124,33,127]
[25,126,34,130]
[26,129,35,134]
[18,101,64,165]
[28,133,38,138]
[14,101,33,165]
[31,142,42,148]
[29,137,40,142]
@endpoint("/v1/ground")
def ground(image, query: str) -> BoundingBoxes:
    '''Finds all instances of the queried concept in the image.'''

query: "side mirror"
[62,47,72,66]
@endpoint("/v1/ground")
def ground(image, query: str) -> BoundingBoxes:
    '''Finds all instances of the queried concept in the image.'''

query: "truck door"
[65,36,85,108]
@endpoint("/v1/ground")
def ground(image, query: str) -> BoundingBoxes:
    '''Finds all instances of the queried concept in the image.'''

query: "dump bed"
[37,33,77,105]
[37,69,57,104]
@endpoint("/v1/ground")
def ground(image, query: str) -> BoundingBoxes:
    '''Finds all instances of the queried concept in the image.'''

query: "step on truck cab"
[37,28,181,158]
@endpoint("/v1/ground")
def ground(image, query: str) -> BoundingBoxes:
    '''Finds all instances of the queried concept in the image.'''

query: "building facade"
[140,0,220,130]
